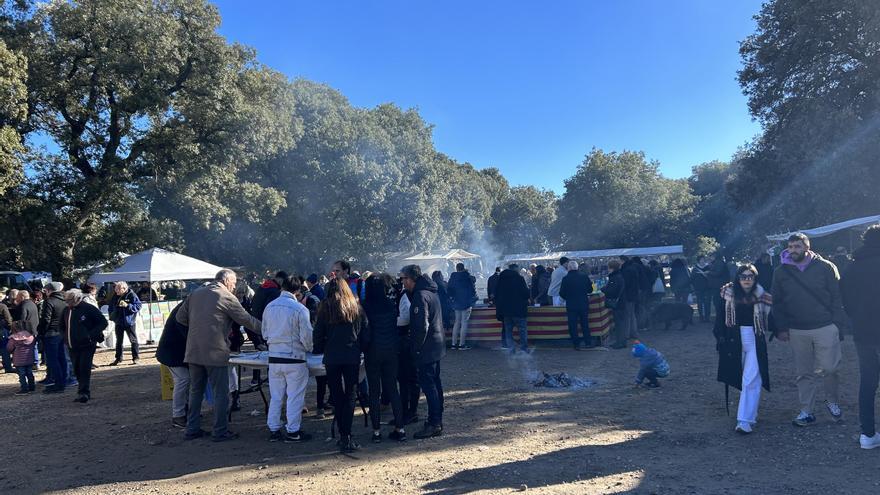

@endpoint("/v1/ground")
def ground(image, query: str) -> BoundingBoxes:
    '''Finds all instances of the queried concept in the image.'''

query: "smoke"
[461,216,504,276]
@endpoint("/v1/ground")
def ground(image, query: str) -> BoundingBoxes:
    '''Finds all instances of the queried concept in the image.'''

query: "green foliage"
[0,38,25,195]
[556,149,696,250]
[0,0,299,275]
[731,0,880,236]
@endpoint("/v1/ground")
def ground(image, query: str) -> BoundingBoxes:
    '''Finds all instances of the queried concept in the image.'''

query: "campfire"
[532,372,596,389]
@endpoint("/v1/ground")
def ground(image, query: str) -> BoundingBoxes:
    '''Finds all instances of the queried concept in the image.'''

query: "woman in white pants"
[714,264,777,434]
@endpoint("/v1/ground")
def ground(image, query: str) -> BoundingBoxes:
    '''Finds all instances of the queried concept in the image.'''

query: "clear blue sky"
[212,0,764,193]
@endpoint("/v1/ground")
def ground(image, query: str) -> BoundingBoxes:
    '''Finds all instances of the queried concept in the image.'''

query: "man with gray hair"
[108,281,142,365]
[60,289,107,403]
[560,260,594,350]
[176,268,262,442]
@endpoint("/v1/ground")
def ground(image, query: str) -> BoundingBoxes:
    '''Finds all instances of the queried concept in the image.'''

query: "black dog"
[651,303,694,331]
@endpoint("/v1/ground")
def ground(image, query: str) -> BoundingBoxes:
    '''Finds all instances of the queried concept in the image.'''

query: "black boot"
[230,391,241,412]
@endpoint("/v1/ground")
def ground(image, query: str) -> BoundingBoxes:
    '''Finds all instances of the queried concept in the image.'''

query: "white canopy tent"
[766,214,880,242]
[502,245,684,264]
[88,248,224,284]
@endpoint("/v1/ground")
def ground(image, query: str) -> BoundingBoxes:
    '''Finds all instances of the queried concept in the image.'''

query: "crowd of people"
[154,260,461,452]
[3,226,880,452]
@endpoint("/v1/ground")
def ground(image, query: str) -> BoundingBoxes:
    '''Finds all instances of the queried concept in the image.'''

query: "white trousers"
[169,366,190,418]
[267,362,310,433]
[553,295,566,307]
[452,308,472,346]
[228,366,238,394]
[737,326,762,424]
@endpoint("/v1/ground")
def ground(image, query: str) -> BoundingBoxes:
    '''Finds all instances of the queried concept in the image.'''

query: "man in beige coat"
[176,269,261,442]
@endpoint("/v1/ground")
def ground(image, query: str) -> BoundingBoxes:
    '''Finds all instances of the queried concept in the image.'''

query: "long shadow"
[421,434,659,495]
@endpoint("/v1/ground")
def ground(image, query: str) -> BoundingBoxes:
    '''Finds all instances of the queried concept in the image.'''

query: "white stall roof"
[404,249,481,261]
[502,245,684,263]
[89,248,224,283]
[766,215,880,242]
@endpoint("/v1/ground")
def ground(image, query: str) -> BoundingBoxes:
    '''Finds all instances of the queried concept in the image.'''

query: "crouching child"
[632,342,669,388]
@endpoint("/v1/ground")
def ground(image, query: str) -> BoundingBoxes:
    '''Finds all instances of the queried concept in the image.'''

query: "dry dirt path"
[0,321,876,494]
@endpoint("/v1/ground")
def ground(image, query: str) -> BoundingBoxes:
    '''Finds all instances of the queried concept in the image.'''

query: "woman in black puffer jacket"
[363,274,406,443]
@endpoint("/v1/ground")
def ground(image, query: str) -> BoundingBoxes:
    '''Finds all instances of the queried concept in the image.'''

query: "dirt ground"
[1,321,878,495]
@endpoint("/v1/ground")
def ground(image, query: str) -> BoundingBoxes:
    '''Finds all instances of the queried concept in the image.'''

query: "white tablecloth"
[229,351,326,377]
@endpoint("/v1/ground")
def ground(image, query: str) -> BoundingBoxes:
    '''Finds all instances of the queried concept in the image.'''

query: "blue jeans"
[44,335,67,388]
[17,365,34,390]
[502,317,528,350]
[186,364,230,438]
[417,361,444,427]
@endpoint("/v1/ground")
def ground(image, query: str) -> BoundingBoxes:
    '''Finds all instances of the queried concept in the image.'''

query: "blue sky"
[212,0,764,193]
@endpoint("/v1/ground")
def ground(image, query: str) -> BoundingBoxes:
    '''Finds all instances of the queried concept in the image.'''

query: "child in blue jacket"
[632,342,669,388]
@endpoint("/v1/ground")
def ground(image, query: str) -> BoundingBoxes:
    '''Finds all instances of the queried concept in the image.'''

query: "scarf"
[721,283,772,336]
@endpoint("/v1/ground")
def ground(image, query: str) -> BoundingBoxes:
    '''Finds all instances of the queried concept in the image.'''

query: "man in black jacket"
[402,264,445,439]
[487,267,501,305]
[39,282,69,392]
[603,260,629,349]
[840,225,880,449]
[560,261,593,350]
[495,264,530,353]
[61,289,107,403]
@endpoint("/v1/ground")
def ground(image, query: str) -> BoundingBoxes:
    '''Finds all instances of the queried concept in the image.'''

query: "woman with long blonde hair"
[314,279,368,452]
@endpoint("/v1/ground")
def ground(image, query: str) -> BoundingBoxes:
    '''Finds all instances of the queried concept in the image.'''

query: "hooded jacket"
[408,275,445,365]
[771,250,845,331]
[38,292,67,337]
[261,292,313,362]
[447,270,477,311]
[250,280,281,320]
[61,302,108,349]
[841,243,880,345]
[6,330,35,367]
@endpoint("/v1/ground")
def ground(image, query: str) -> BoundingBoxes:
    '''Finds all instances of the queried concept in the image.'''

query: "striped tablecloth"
[451,293,613,342]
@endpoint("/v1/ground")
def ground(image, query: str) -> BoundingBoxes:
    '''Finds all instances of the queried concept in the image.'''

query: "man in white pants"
[261,275,314,442]
[548,256,570,307]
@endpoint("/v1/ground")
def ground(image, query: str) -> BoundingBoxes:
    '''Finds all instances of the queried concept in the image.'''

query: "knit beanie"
[631,343,647,358]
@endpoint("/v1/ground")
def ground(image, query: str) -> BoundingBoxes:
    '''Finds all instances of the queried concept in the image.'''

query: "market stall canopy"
[765,214,880,242]
[403,249,481,261]
[88,248,224,284]
[502,245,684,264]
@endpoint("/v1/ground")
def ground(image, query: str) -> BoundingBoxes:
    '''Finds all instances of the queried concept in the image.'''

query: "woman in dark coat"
[668,258,692,304]
[713,264,777,435]
[313,279,368,453]
[362,274,407,443]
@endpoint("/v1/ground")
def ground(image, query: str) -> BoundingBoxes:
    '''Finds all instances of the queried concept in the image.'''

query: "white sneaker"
[860,433,880,450]
[735,421,753,434]
[825,401,843,421]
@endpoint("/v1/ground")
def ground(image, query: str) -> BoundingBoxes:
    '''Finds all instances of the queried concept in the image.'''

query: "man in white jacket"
[548,256,571,307]
[261,275,314,442]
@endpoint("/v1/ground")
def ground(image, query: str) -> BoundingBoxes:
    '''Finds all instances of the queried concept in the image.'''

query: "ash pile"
[532,372,596,389]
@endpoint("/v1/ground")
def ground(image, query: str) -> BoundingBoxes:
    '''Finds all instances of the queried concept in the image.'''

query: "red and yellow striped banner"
[448,293,613,342]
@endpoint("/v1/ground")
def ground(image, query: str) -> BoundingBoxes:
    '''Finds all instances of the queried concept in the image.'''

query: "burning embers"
[532,372,596,389]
